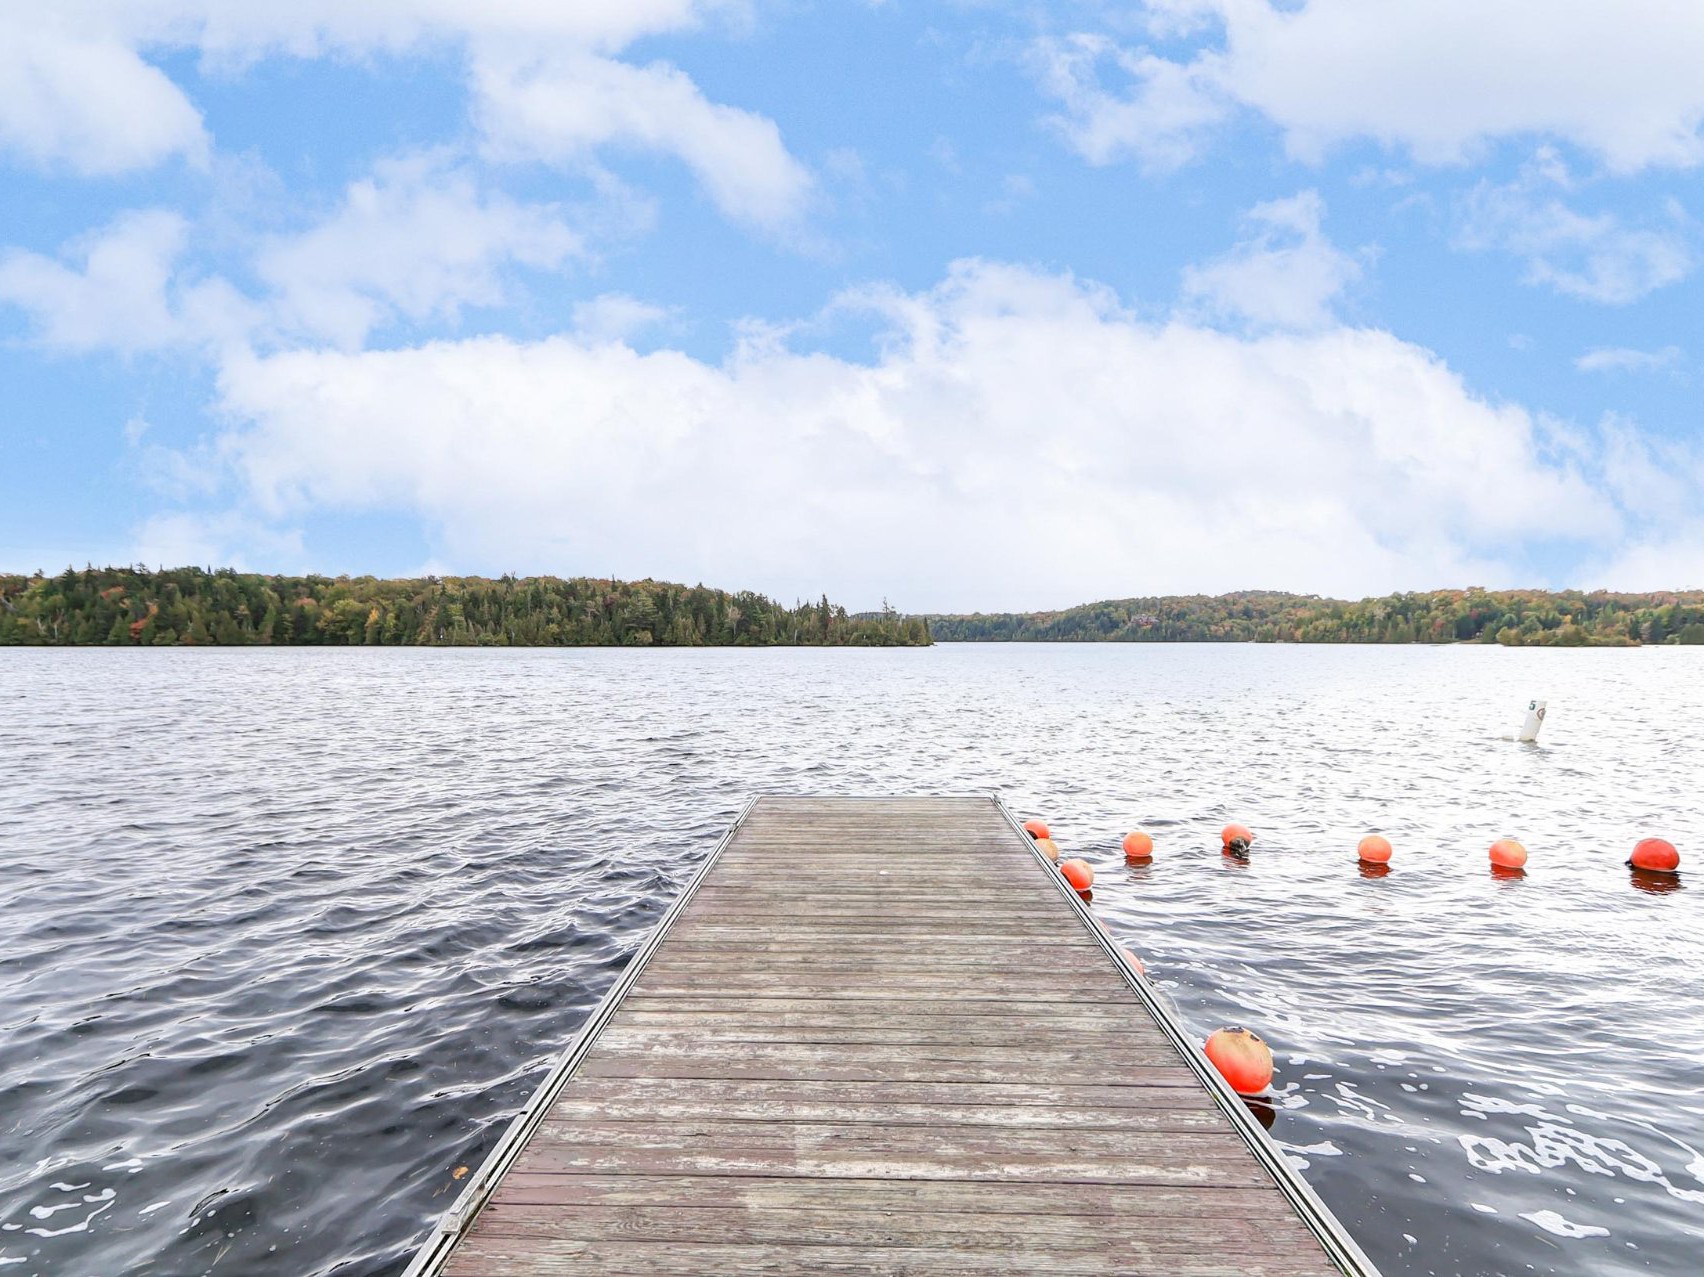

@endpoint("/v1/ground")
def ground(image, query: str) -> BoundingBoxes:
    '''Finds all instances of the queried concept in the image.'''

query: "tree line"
[0,567,932,648]
[926,589,1704,646]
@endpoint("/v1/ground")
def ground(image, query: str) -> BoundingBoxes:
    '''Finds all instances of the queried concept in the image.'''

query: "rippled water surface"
[2,645,1701,1276]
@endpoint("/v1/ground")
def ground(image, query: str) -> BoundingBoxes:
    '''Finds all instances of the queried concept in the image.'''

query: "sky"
[1,1,1701,612]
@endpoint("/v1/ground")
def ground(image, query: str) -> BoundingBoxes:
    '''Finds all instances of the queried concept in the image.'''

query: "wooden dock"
[403,796,1377,1276]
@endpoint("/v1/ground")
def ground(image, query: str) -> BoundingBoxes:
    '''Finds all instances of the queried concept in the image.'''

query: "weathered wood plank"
[611,998,1154,1021]
[539,1095,1223,1131]
[534,1076,1209,1109]
[486,1172,1304,1217]
[446,1235,1334,1277]
[573,1050,1188,1085]
[590,1021,1168,1049]
[427,796,1356,1277]
[469,1203,1332,1257]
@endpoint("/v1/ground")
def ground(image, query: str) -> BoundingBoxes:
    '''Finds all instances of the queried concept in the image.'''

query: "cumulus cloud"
[1033,1,1704,173]
[0,3,808,235]
[1583,417,1704,588]
[472,50,813,230]
[1575,346,1683,374]
[1030,33,1227,171]
[167,260,1623,610]
[131,511,306,573]
[571,293,675,343]
[1181,190,1364,330]
[0,16,209,174]
[0,209,255,353]
[1453,156,1694,303]
[256,155,582,347]
[1,160,583,354]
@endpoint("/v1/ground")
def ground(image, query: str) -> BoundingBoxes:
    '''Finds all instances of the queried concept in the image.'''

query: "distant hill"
[0,566,931,648]
[925,589,1704,646]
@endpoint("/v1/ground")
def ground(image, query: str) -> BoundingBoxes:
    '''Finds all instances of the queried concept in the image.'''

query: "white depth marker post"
[1518,698,1547,743]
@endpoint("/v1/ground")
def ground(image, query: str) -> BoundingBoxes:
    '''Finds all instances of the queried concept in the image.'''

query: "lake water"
[1,645,1700,1276]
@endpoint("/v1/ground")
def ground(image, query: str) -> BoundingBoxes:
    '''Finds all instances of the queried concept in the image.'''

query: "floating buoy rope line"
[1020,809,1683,1115]
[1017,814,1682,881]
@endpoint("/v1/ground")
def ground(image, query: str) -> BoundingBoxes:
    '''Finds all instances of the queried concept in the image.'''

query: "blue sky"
[1,1,1700,611]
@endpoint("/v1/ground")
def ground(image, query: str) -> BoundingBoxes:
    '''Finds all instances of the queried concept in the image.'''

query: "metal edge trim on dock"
[398,797,759,1277]
[989,796,1382,1277]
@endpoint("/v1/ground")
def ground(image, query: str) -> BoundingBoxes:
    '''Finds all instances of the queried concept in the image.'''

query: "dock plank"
[422,796,1365,1276]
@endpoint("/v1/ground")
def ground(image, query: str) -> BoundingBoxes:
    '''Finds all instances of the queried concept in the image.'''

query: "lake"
[1,644,1699,1276]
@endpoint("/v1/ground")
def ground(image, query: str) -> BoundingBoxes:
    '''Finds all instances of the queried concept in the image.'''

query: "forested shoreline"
[0,567,931,647]
[8,571,1703,649]
[928,589,1704,646]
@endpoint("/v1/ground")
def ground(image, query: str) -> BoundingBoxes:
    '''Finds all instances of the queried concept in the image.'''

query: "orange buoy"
[1060,858,1094,892]
[1034,837,1061,862]
[1357,834,1392,864]
[1221,823,1254,856]
[1122,830,1154,860]
[1204,1027,1274,1096]
[1023,818,1050,840]
[1629,837,1680,874]
[1119,947,1146,976]
[1489,838,1528,870]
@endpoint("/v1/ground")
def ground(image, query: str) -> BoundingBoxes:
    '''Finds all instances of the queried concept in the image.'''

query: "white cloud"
[0,4,804,238]
[1575,346,1683,374]
[1454,157,1693,303]
[1035,1,1704,173]
[571,294,674,344]
[0,16,209,175]
[256,155,581,348]
[169,260,1626,610]
[1181,190,1364,330]
[0,210,254,353]
[1584,418,1704,588]
[134,1,726,61]
[131,511,306,572]
[472,50,813,230]
[1030,34,1226,171]
[1,159,583,354]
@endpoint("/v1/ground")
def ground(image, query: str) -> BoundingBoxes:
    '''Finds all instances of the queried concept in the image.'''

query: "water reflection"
[1,644,1700,1277]
[1244,1096,1279,1131]
[1629,868,1684,895]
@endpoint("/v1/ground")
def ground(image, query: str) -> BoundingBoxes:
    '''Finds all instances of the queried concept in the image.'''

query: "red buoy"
[1119,947,1146,976]
[1222,823,1254,856]
[1034,837,1061,862]
[1060,859,1094,892]
[1357,834,1392,864]
[1630,838,1680,874]
[1489,838,1528,870]
[1204,1027,1274,1096]
[1023,818,1050,840]
[1122,830,1154,861]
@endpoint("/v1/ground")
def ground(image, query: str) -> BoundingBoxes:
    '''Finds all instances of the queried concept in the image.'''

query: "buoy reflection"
[1358,861,1391,880]
[1242,1096,1278,1131]
[1630,867,1684,895]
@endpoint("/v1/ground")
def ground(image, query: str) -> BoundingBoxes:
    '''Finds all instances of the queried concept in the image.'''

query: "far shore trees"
[927,588,1704,647]
[0,568,931,648]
